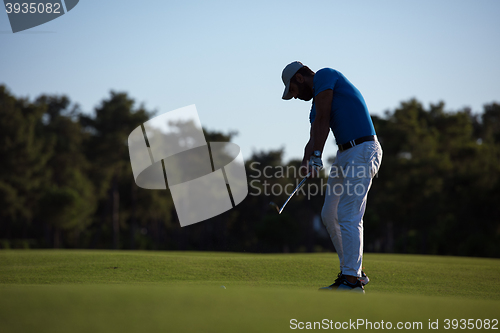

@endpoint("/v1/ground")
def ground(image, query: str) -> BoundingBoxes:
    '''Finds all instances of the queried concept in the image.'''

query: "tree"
[0,85,52,246]
[80,92,154,249]
[367,99,500,257]
[34,95,96,248]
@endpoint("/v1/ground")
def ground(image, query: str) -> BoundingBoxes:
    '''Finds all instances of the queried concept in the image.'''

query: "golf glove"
[309,155,323,172]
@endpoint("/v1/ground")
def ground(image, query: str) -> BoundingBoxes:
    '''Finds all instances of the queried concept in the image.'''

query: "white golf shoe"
[360,271,370,286]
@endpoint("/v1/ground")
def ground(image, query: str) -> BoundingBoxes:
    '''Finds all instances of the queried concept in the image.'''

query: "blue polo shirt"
[309,68,376,145]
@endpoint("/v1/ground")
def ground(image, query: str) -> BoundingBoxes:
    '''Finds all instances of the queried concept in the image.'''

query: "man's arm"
[301,134,313,176]
[301,89,333,173]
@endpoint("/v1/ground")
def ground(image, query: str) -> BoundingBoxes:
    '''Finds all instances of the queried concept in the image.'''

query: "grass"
[0,250,499,332]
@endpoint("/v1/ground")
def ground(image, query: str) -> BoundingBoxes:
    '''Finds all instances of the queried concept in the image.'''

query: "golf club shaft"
[278,172,311,214]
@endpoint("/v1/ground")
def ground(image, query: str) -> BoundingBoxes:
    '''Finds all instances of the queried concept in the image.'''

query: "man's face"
[289,77,314,101]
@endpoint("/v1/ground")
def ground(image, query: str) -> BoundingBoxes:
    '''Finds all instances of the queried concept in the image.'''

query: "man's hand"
[309,155,323,173]
[300,156,323,178]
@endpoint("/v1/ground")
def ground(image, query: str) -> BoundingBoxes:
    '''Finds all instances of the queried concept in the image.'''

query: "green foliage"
[0,84,498,257]
[368,99,500,256]
[0,86,52,224]
[38,170,95,231]
[33,95,97,246]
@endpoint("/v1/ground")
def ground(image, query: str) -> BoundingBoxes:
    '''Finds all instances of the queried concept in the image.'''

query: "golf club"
[269,171,311,214]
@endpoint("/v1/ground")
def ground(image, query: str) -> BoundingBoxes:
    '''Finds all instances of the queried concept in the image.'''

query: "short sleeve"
[313,68,338,97]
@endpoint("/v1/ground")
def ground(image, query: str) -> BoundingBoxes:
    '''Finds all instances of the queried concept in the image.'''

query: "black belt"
[338,135,376,152]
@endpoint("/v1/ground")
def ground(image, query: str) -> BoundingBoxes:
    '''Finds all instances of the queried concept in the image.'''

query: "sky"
[1,0,499,163]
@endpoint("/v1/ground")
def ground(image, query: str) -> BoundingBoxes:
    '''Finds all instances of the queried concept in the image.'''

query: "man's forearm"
[311,119,330,154]
[309,89,333,156]
[303,139,313,164]
[303,119,329,163]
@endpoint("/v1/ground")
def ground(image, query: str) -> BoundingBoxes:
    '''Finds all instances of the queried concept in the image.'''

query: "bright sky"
[1,0,499,162]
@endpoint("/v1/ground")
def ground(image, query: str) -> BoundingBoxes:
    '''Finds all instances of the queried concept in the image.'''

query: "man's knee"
[337,209,351,225]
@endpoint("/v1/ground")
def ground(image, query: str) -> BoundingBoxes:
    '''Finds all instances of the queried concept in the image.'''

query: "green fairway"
[0,250,499,332]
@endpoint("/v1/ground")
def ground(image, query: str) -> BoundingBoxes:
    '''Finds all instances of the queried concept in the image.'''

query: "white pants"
[321,140,382,277]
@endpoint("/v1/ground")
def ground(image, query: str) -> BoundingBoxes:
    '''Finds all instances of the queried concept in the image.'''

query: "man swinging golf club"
[281,61,382,293]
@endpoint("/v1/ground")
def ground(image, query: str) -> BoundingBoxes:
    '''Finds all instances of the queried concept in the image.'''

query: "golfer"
[281,61,382,293]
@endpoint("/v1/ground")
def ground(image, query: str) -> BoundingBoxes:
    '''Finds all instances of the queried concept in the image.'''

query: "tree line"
[0,84,499,257]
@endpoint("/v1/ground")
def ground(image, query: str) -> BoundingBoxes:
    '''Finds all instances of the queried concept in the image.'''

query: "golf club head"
[269,202,280,214]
